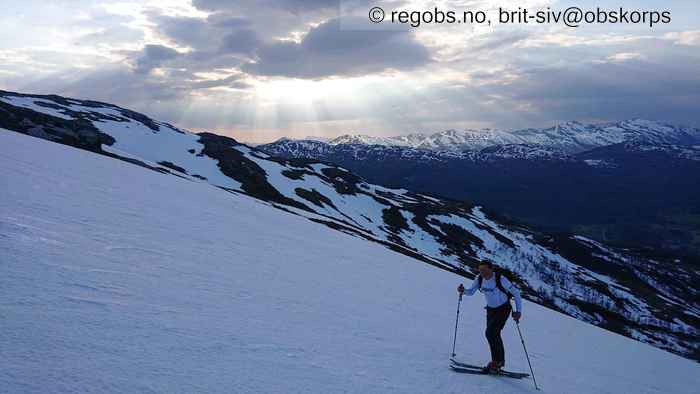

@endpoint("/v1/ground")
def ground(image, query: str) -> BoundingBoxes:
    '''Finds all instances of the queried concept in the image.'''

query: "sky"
[0,0,699,143]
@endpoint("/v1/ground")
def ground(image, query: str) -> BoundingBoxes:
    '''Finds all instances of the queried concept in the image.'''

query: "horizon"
[2,86,693,144]
[1,1,699,143]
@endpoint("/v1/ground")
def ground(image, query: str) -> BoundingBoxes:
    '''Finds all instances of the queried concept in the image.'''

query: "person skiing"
[457,260,523,373]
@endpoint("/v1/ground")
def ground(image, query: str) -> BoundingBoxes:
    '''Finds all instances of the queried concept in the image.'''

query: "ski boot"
[481,361,502,374]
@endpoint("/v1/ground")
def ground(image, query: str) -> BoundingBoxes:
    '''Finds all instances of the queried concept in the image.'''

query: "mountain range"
[261,122,700,260]
[322,120,700,154]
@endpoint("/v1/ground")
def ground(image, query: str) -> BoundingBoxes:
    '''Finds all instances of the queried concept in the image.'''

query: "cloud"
[220,29,260,55]
[144,7,432,80]
[468,30,531,52]
[134,44,181,74]
[243,18,431,78]
[189,75,251,90]
[77,26,145,47]
[602,52,645,63]
[146,12,261,67]
[192,0,354,13]
[434,52,700,128]
[142,3,430,79]
[150,14,211,49]
[3,0,700,141]
[207,14,250,29]
[20,66,185,103]
[664,30,700,46]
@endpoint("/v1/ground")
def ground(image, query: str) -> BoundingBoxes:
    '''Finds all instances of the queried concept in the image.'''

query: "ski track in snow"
[2,130,699,393]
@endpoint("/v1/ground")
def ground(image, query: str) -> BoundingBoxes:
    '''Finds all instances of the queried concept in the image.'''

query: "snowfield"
[2,130,699,393]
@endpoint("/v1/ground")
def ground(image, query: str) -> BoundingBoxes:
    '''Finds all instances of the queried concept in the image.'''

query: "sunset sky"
[1,0,698,142]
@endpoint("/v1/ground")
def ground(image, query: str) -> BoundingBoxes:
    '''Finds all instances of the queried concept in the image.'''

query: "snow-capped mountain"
[478,144,575,161]
[329,133,417,147]
[265,122,700,164]
[327,129,516,151]
[1,90,698,362]
[4,130,699,393]
[260,124,700,262]
[326,120,700,154]
[302,135,331,143]
[415,128,521,151]
[265,139,573,163]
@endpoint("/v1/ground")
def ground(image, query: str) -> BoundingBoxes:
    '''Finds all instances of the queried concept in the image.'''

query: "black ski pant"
[485,302,511,364]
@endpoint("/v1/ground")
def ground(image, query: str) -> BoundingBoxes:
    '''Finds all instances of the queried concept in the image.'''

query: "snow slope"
[1,90,697,361]
[2,130,699,393]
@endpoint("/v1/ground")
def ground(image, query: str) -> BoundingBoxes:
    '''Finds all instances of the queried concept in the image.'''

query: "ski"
[450,359,530,379]
[450,358,485,370]
[450,364,530,379]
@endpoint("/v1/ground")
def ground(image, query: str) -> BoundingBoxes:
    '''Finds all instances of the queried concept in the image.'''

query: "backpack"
[477,271,513,300]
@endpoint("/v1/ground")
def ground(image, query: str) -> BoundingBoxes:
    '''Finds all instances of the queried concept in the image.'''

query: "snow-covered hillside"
[1,90,698,362]
[2,130,699,393]
[327,120,700,154]
[260,125,700,272]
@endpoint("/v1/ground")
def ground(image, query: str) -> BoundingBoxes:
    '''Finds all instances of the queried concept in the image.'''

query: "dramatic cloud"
[243,18,431,78]
[192,0,344,13]
[469,30,532,52]
[134,44,181,74]
[1,0,699,142]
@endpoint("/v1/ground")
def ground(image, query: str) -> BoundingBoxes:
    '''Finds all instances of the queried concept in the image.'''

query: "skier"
[457,260,523,373]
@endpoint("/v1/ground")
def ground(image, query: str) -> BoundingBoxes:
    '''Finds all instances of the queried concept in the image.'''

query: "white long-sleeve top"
[464,274,523,312]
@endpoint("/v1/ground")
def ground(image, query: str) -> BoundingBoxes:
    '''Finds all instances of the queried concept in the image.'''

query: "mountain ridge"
[326,119,700,154]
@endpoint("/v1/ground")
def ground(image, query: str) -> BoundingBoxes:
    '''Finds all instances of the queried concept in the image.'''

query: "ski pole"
[515,321,539,390]
[451,287,464,357]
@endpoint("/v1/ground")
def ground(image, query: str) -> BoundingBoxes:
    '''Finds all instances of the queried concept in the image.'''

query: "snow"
[1,92,697,359]
[238,146,389,239]
[429,209,668,326]
[2,129,700,393]
[418,193,442,202]
[584,159,606,167]
[321,120,700,154]
[0,95,74,120]
[0,94,240,189]
[96,119,242,190]
[308,163,333,173]
[329,134,415,147]
[400,211,452,262]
